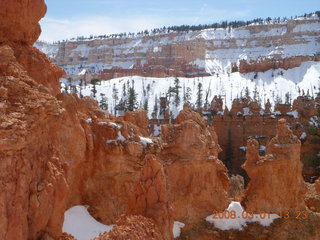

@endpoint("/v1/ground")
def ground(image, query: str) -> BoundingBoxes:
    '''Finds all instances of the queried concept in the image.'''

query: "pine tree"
[128,81,137,111]
[183,86,192,105]
[245,86,250,98]
[285,92,291,104]
[99,93,108,110]
[112,83,119,115]
[143,98,149,112]
[67,77,72,93]
[253,85,259,101]
[152,95,159,119]
[122,83,126,97]
[196,82,203,109]
[90,78,100,99]
[173,77,181,107]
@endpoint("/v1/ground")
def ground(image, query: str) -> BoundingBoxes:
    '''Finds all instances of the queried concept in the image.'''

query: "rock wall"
[211,96,320,182]
[35,18,320,79]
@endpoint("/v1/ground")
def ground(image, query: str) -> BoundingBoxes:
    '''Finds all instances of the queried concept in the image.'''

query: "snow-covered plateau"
[66,61,320,118]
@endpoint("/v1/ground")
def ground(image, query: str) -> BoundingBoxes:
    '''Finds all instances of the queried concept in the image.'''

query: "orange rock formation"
[160,106,229,224]
[128,154,173,240]
[242,119,307,212]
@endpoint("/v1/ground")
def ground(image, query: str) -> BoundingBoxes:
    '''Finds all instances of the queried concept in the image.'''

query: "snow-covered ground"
[62,205,114,240]
[206,201,279,230]
[70,61,320,118]
[62,205,185,239]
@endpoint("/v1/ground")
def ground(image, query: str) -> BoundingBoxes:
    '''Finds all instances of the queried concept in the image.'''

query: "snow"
[287,110,299,118]
[78,69,87,76]
[206,201,280,231]
[300,132,307,140]
[243,107,252,116]
[173,221,185,238]
[259,145,266,151]
[86,118,92,123]
[239,146,246,151]
[37,19,320,76]
[75,61,320,118]
[62,205,114,240]
[139,136,153,147]
[152,124,161,137]
[106,128,126,143]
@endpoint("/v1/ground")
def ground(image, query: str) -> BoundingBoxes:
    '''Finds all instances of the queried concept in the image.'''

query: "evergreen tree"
[253,85,259,101]
[196,82,203,109]
[112,83,119,115]
[143,98,149,112]
[245,86,250,98]
[128,81,137,111]
[173,77,181,107]
[99,93,108,110]
[122,83,126,97]
[275,94,282,104]
[90,78,100,99]
[183,86,192,105]
[67,77,72,93]
[79,79,84,98]
[152,95,159,119]
[285,92,291,104]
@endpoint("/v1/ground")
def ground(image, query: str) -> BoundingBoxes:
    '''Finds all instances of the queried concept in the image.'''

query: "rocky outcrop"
[0,0,46,45]
[0,0,62,95]
[305,178,320,212]
[123,109,149,136]
[242,119,307,212]
[238,56,318,73]
[160,106,229,224]
[94,215,163,240]
[128,154,173,240]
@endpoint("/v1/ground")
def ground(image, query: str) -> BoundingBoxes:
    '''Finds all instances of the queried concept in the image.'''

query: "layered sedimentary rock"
[242,119,307,212]
[36,18,320,79]
[160,106,229,224]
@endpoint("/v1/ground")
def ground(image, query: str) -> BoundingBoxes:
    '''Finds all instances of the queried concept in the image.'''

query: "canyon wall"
[36,18,320,79]
[211,96,320,182]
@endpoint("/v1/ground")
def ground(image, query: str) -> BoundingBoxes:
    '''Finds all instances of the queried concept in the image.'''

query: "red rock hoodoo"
[128,154,173,240]
[242,119,307,212]
[160,106,230,224]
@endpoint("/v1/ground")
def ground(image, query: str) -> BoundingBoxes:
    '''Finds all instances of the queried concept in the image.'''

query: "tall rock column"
[242,119,307,212]
[128,154,173,240]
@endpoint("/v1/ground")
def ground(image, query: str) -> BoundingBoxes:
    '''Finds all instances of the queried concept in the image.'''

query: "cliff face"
[36,19,320,78]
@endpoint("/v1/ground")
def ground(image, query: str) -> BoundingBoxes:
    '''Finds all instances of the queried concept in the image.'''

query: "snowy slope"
[72,61,320,117]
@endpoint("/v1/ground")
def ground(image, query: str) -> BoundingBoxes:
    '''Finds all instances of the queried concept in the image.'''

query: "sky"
[39,0,320,42]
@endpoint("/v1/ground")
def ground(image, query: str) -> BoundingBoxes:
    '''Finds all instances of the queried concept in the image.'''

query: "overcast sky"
[39,0,320,42]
